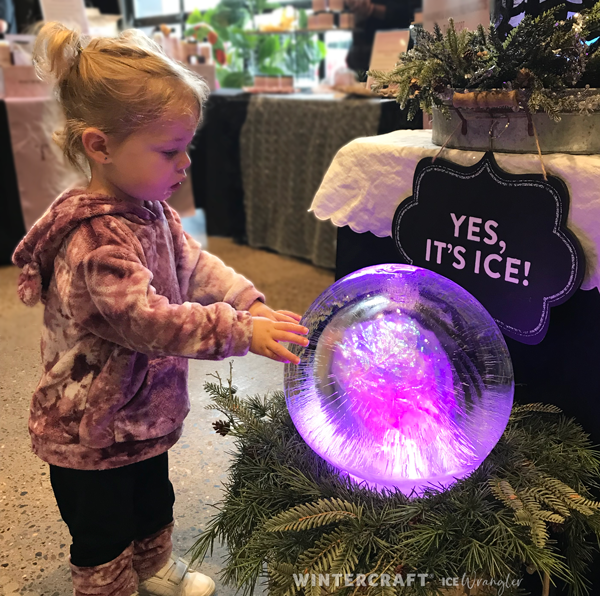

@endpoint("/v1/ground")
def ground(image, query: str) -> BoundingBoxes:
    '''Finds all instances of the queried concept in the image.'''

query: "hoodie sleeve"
[165,205,265,309]
[67,220,254,360]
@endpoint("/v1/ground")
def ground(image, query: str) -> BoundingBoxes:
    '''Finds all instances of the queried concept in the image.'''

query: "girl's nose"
[178,151,191,172]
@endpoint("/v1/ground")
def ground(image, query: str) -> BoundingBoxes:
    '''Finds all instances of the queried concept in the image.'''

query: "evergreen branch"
[263,498,362,532]
[369,0,600,120]
[539,475,600,515]
[511,403,563,416]
[297,529,345,573]
[276,466,326,499]
[489,479,524,511]
[191,370,600,596]
[266,561,301,596]
[534,488,572,518]
[330,538,360,576]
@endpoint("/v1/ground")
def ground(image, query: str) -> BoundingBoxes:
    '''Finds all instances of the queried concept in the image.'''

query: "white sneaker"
[138,556,215,596]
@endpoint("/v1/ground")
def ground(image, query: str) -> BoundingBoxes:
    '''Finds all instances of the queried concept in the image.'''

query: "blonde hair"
[34,22,209,171]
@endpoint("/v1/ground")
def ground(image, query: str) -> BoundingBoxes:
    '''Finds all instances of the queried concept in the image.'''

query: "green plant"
[185,1,326,87]
[369,1,600,120]
[190,369,600,596]
[283,33,326,78]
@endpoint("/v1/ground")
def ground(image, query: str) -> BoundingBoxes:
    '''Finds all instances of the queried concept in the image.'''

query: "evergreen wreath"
[191,366,600,596]
[368,2,600,121]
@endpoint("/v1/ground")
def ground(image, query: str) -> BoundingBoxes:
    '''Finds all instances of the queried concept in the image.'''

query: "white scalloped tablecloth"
[310,129,600,292]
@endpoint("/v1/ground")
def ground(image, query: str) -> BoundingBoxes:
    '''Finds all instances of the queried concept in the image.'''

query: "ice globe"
[284,264,514,495]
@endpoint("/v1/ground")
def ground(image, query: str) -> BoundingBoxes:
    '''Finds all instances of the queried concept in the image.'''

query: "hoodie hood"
[12,188,158,307]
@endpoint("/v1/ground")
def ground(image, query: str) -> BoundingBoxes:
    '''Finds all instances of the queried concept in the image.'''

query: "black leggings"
[50,452,175,568]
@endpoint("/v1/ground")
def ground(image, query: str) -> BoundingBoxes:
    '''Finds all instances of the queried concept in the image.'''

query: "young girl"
[12,22,309,596]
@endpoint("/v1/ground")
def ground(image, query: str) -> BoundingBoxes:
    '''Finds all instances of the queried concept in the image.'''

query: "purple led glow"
[328,312,456,436]
[284,265,514,496]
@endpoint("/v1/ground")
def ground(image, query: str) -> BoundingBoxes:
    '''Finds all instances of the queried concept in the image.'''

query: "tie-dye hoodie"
[12,189,264,470]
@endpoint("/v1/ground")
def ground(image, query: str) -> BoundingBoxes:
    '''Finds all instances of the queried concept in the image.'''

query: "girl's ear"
[82,128,112,164]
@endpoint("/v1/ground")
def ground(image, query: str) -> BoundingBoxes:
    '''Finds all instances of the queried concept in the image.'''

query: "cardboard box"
[187,63,217,92]
[2,66,51,98]
[423,0,490,32]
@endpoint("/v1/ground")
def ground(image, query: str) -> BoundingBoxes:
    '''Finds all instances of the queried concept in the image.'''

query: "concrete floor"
[0,234,334,596]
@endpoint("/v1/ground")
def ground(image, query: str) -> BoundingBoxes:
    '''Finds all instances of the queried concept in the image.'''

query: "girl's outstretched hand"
[248,301,303,323]
[250,317,309,364]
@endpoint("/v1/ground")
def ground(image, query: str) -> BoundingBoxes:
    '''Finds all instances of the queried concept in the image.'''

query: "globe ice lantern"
[284,264,514,495]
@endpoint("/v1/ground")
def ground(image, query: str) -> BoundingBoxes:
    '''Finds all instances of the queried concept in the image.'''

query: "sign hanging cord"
[432,121,462,163]
[531,119,548,181]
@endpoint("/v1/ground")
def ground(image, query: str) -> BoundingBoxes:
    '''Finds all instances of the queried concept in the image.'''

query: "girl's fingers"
[273,331,310,346]
[270,341,301,365]
[266,347,287,363]
[276,310,303,322]
[273,322,309,334]
[273,312,298,323]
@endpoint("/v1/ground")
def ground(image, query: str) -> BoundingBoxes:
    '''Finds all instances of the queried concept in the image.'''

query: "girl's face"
[107,114,198,203]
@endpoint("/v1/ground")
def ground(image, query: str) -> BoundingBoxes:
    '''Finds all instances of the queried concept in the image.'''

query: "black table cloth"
[2,90,420,265]
[0,100,27,266]
[190,89,421,243]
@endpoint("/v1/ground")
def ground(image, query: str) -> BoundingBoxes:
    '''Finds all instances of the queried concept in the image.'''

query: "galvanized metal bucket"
[431,90,600,155]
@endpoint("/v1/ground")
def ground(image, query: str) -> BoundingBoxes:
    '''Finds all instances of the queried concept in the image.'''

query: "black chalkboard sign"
[392,152,585,345]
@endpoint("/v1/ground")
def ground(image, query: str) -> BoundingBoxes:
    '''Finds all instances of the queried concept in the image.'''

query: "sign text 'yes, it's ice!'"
[425,213,532,286]
[393,153,585,345]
